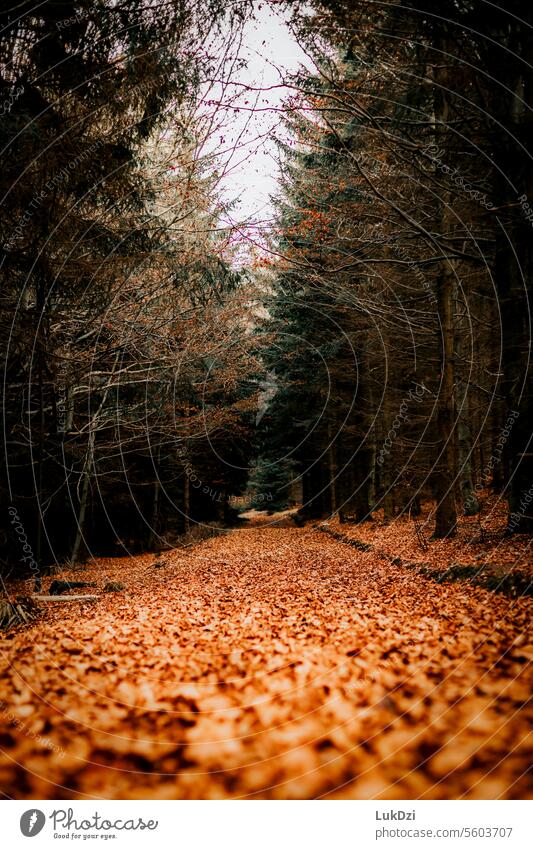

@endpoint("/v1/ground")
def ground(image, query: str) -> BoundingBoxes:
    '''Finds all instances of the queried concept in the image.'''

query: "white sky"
[201,3,313,239]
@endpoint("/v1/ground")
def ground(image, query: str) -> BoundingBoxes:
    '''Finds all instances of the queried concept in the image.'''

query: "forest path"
[0,525,531,799]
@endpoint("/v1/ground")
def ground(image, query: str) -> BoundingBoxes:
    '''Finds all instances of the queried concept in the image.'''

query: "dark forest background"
[1,0,532,581]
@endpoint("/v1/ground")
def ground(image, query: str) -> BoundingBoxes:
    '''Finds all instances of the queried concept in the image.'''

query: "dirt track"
[0,525,531,799]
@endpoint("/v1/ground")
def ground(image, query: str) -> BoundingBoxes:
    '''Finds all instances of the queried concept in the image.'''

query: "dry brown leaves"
[0,518,531,800]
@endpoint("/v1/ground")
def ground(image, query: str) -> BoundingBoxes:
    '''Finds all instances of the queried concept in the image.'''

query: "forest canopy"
[1,0,532,582]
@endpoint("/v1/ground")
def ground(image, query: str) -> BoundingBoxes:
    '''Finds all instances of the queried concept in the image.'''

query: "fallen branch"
[33,594,99,602]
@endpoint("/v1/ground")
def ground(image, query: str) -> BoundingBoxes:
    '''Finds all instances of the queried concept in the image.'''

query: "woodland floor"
[0,503,532,800]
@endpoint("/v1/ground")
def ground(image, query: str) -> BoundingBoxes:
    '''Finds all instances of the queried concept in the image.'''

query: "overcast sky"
[203,3,313,237]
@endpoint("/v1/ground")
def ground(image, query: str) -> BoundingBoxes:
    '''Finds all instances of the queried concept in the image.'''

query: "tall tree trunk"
[149,447,161,550]
[458,418,479,515]
[182,473,190,532]
[181,399,190,532]
[327,420,337,515]
[34,277,46,589]
[380,385,394,522]
[432,31,457,538]
[71,431,94,564]
[433,249,458,537]
[456,304,480,515]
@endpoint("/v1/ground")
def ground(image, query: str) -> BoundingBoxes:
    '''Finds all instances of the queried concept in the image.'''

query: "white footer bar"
[4,799,531,848]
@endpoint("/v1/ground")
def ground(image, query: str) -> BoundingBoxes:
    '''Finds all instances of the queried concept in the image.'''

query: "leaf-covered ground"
[0,518,531,800]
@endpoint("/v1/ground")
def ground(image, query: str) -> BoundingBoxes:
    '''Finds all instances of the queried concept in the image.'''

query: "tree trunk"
[71,431,94,563]
[433,254,458,537]
[380,390,394,522]
[327,421,337,515]
[182,399,190,532]
[182,471,190,532]
[149,448,161,550]
[458,418,479,515]
[34,277,47,590]
[456,308,480,515]
[432,32,457,538]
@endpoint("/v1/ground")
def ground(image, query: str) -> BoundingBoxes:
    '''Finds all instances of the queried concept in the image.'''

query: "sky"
[201,3,313,238]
